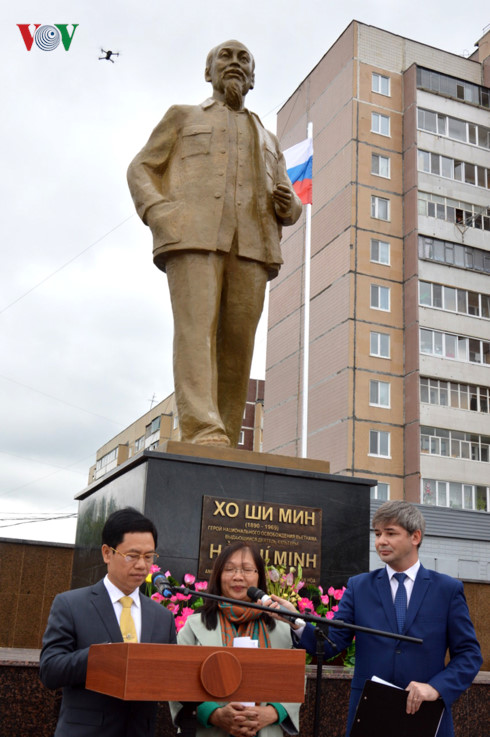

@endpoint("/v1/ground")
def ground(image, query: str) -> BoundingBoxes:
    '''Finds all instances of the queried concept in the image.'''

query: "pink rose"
[325,611,334,619]
[298,597,314,614]
[184,574,196,585]
[150,564,161,574]
[194,581,208,591]
[175,607,195,632]
[175,616,187,632]
[151,592,164,603]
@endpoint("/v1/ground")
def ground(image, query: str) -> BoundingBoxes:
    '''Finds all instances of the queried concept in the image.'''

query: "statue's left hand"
[272,183,294,217]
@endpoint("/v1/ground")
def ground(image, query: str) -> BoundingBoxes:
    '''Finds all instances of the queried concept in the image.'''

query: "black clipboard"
[349,679,445,737]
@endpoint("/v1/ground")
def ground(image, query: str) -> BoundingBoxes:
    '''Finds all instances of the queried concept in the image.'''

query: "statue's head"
[205,40,255,110]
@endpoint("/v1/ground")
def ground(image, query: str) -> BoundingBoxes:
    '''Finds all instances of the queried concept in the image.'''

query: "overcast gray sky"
[1,1,487,543]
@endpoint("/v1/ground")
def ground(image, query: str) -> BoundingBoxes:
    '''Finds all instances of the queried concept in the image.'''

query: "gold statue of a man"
[128,40,302,447]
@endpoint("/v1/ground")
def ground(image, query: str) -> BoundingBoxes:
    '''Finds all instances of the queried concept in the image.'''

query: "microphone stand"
[158,581,423,737]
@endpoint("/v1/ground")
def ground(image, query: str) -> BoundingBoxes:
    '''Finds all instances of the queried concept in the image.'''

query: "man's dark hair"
[201,541,275,631]
[101,507,158,549]
[372,501,425,547]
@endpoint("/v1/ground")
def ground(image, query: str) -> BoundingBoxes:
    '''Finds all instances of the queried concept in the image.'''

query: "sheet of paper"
[371,674,403,689]
[233,637,258,705]
[233,636,259,648]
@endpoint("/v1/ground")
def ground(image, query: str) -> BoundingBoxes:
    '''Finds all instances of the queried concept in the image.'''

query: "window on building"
[371,153,390,178]
[371,112,390,136]
[418,192,490,232]
[420,328,490,365]
[418,235,490,274]
[421,426,490,463]
[146,416,161,437]
[476,486,489,512]
[369,430,390,457]
[371,196,390,221]
[369,380,390,407]
[417,67,489,109]
[418,152,489,189]
[420,377,449,406]
[419,281,490,319]
[370,238,390,265]
[372,73,390,96]
[173,414,179,430]
[370,331,390,358]
[238,430,245,445]
[418,107,490,149]
[370,284,390,311]
[134,436,145,452]
[95,447,117,472]
[371,482,390,500]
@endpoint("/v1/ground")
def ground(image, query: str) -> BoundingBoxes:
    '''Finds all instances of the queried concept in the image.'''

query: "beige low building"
[88,379,264,484]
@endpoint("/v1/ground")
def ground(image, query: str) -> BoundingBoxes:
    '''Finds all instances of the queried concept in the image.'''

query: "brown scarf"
[217,601,271,649]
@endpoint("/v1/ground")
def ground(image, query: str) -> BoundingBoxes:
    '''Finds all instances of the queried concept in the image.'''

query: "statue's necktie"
[393,572,407,632]
[119,596,138,642]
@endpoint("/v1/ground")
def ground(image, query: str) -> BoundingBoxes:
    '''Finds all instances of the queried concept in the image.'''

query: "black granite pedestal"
[72,444,374,590]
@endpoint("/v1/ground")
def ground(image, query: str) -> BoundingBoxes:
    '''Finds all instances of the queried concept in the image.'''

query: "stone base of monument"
[2,650,488,737]
[72,443,374,590]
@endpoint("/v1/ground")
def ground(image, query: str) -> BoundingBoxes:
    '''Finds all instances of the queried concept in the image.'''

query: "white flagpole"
[301,122,313,459]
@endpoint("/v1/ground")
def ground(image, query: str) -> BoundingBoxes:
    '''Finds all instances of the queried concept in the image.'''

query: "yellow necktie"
[119,596,138,642]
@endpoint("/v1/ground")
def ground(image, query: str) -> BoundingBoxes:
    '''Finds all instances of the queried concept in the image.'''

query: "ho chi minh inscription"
[198,495,322,584]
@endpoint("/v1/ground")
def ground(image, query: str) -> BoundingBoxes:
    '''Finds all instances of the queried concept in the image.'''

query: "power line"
[0,374,123,426]
[0,513,77,530]
[0,214,134,315]
[0,448,89,473]
[0,453,92,499]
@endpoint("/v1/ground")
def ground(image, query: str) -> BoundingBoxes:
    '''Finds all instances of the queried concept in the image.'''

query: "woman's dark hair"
[101,507,158,549]
[201,541,275,631]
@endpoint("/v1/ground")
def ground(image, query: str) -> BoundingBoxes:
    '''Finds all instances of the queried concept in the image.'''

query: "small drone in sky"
[99,48,120,63]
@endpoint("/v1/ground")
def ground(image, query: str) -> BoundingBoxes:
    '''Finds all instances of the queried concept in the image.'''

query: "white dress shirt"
[386,560,420,606]
[104,574,143,641]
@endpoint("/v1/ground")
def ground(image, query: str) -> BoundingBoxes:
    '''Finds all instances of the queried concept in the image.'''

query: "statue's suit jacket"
[127,98,302,278]
[299,565,482,737]
[40,579,177,737]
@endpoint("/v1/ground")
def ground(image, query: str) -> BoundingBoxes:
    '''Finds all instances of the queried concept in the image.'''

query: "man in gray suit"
[127,40,302,448]
[40,508,176,737]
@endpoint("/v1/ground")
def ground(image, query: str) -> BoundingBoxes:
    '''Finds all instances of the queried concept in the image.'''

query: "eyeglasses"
[110,547,159,564]
[222,566,258,576]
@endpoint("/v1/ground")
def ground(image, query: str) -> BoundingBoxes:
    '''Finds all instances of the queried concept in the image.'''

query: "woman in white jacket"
[171,542,300,737]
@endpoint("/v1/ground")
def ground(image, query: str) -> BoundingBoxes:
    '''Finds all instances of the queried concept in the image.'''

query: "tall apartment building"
[264,21,490,513]
[88,379,265,484]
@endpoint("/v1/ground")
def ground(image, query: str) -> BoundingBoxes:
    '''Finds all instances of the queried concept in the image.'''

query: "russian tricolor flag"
[284,137,313,205]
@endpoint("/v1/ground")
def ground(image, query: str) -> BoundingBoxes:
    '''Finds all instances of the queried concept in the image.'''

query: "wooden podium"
[86,643,305,703]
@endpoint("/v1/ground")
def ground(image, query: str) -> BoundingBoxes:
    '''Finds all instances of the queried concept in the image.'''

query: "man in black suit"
[40,507,176,737]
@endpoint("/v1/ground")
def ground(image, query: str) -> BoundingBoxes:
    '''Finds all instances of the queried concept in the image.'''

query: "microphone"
[247,587,305,628]
[151,571,174,596]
